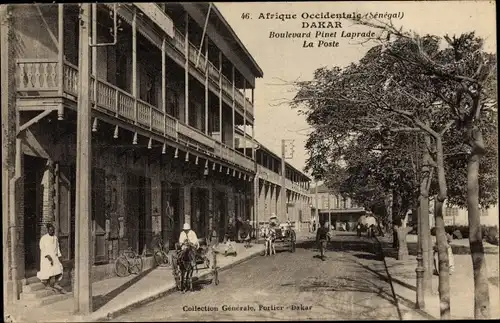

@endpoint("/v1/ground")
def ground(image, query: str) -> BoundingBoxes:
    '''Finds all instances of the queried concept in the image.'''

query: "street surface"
[112,233,426,321]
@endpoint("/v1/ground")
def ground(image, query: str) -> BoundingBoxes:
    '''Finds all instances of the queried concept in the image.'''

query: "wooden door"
[92,168,108,264]
[56,168,72,261]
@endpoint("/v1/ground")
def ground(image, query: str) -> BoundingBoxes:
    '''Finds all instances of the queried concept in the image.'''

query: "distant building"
[309,184,366,230]
[408,200,499,228]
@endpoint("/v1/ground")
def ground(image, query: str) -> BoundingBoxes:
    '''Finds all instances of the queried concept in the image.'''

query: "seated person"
[178,222,200,251]
[269,214,279,227]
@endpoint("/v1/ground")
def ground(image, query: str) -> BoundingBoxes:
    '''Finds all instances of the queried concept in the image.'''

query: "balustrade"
[17,59,59,91]
[170,28,253,116]
[16,59,256,171]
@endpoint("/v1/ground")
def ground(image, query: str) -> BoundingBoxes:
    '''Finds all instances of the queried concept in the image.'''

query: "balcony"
[170,28,254,118]
[257,165,308,194]
[16,58,255,172]
[257,164,280,186]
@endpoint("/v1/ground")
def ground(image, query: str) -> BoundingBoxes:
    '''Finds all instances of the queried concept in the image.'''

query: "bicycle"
[153,237,170,267]
[114,247,144,277]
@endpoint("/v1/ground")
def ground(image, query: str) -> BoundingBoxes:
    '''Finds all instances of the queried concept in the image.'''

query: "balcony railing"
[257,165,280,184]
[171,28,254,116]
[178,122,216,149]
[257,165,308,194]
[17,59,254,171]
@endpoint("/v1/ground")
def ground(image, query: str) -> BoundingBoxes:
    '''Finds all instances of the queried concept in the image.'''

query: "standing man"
[37,223,66,293]
[316,221,330,261]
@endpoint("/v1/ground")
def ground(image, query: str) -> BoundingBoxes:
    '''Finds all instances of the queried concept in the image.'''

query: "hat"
[183,223,191,230]
[270,214,277,220]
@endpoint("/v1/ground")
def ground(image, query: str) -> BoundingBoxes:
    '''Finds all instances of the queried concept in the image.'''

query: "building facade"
[241,140,312,231]
[2,2,263,303]
[309,184,365,230]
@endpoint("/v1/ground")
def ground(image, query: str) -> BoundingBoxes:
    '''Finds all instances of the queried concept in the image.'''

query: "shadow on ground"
[93,267,156,311]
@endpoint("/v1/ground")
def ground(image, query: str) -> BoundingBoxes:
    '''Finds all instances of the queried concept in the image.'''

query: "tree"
[292,38,456,313]
[366,27,497,318]
[292,25,497,318]
[332,131,419,259]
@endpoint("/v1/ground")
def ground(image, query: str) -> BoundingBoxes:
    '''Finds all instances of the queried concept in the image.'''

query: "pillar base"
[3,279,22,305]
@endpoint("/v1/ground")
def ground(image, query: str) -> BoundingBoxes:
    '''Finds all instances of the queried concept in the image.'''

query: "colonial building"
[2,3,263,304]
[238,139,312,230]
[309,184,365,230]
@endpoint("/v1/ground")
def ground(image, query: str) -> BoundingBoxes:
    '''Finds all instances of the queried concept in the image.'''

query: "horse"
[260,225,276,256]
[176,242,197,292]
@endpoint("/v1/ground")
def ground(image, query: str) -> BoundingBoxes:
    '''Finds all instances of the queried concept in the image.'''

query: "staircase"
[19,274,73,307]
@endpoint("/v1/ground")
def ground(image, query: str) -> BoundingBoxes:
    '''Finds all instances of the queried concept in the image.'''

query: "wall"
[443,204,499,227]
[12,4,58,59]
[12,120,245,284]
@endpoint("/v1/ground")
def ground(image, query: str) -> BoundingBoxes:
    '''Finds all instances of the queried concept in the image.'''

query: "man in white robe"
[178,222,199,250]
[37,223,65,292]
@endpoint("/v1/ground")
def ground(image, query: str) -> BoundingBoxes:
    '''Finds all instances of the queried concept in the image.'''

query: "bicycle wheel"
[115,256,130,277]
[155,250,169,267]
[130,256,143,274]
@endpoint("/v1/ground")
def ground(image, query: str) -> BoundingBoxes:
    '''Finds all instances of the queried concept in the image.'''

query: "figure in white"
[37,223,66,293]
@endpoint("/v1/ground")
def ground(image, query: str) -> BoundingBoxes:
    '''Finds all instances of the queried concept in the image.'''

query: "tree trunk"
[395,225,411,260]
[467,129,490,318]
[420,133,433,295]
[384,192,394,245]
[435,137,451,319]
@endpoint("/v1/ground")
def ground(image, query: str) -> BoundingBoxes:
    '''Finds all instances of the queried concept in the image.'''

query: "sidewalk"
[372,238,500,319]
[5,242,264,323]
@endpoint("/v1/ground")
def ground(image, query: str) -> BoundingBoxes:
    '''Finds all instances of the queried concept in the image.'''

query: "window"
[445,207,458,217]
[322,196,329,209]
[342,197,347,209]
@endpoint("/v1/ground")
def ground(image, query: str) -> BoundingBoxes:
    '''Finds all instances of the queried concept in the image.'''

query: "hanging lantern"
[92,118,98,132]
[147,138,152,149]
[185,151,189,162]
[162,143,167,154]
[132,132,138,145]
[195,156,199,165]
[113,125,119,139]
[212,162,216,171]
[174,147,179,158]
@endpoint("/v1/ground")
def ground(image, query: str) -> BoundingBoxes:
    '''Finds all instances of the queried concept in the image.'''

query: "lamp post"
[414,132,425,309]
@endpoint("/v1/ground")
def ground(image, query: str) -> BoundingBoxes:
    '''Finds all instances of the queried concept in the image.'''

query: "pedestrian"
[316,221,330,261]
[312,219,316,232]
[433,233,455,275]
[37,223,66,293]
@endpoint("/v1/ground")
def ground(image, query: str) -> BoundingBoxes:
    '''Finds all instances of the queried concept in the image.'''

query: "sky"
[216,1,496,176]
